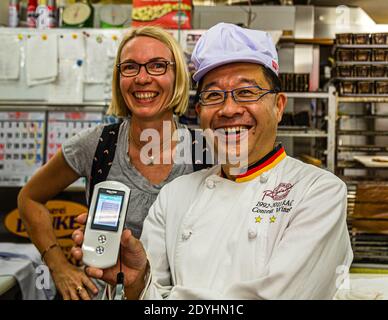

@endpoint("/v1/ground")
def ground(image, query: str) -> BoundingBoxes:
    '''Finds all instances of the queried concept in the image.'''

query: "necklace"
[128,121,177,166]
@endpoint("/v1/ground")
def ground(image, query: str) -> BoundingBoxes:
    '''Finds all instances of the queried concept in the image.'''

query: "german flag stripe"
[235,146,286,183]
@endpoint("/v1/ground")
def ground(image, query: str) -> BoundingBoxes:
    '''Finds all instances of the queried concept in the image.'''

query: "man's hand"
[71,213,148,299]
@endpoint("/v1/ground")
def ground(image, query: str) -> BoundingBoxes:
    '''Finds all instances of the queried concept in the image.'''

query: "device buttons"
[98,234,107,244]
[96,246,105,255]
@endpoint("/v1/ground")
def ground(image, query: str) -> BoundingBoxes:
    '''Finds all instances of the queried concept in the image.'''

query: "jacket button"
[260,172,269,183]
[248,228,257,239]
[182,230,192,240]
[206,179,216,189]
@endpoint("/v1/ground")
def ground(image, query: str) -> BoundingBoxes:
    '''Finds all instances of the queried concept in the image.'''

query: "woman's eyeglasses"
[116,61,175,77]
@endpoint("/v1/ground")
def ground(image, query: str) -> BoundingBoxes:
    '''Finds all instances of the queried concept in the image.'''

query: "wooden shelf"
[279,38,334,46]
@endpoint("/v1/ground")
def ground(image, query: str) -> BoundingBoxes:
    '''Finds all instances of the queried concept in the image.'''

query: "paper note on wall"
[48,59,84,103]
[58,33,85,60]
[26,34,58,86]
[105,33,121,59]
[0,35,21,80]
[84,35,109,84]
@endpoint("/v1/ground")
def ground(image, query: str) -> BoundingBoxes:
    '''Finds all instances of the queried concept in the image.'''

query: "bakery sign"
[132,0,192,29]
[4,200,86,238]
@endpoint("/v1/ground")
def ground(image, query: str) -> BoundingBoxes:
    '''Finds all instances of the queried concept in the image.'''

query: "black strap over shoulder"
[189,128,213,172]
[88,122,122,205]
[88,125,210,205]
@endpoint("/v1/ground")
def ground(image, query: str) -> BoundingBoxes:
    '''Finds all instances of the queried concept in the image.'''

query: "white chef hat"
[191,22,279,82]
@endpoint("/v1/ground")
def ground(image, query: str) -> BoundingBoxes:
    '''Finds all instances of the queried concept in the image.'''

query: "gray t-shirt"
[62,118,194,238]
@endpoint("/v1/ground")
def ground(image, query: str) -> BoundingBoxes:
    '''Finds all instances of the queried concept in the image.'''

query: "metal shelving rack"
[278,86,337,172]
[334,37,388,266]
[335,95,388,180]
[334,37,388,178]
[336,94,388,266]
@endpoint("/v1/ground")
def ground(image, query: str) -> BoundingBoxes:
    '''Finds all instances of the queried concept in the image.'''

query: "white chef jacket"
[140,154,353,300]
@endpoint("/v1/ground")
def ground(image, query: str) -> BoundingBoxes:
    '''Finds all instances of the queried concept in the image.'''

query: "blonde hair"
[108,26,190,117]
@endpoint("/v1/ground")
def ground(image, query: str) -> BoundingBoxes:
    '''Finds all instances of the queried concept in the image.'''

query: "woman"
[17,26,193,300]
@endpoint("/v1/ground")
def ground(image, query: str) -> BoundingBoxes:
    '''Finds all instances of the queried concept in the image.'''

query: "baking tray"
[354,155,388,167]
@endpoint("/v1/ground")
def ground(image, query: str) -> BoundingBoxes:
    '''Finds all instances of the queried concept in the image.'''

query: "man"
[76,23,353,299]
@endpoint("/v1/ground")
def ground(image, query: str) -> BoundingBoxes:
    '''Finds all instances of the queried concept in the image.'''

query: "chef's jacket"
[140,151,353,299]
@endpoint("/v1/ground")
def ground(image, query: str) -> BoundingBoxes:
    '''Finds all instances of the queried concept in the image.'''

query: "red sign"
[132,0,192,29]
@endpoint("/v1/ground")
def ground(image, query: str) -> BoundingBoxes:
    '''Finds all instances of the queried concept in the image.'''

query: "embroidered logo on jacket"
[262,183,294,201]
[251,182,295,224]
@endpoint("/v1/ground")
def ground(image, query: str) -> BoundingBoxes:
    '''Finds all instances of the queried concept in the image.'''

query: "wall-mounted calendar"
[47,111,103,188]
[0,112,45,187]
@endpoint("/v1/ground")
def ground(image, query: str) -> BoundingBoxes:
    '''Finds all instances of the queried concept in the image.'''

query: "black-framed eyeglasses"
[198,85,279,106]
[116,61,175,77]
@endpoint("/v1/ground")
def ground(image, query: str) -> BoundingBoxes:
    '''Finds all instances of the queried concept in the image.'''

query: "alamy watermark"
[35,264,51,290]
[138,121,249,175]
[335,5,351,30]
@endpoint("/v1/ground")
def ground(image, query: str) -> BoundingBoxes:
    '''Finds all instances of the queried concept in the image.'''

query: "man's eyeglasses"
[116,61,175,77]
[198,86,279,106]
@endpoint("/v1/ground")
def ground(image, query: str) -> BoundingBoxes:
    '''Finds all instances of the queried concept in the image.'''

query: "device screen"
[91,188,125,231]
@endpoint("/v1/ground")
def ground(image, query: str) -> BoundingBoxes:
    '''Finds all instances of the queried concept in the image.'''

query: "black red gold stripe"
[234,144,286,183]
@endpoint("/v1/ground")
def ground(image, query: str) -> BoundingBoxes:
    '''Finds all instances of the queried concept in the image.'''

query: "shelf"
[337,161,362,169]
[279,38,334,46]
[338,145,388,152]
[338,130,388,136]
[335,77,388,81]
[351,263,388,271]
[335,61,388,66]
[335,44,388,49]
[338,96,388,103]
[338,114,388,119]
[337,160,388,169]
[339,175,388,182]
[0,101,107,112]
[285,92,330,99]
[277,129,327,137]
[0,101,108,106]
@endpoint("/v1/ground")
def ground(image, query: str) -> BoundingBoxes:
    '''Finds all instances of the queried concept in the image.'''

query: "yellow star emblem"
[269,216,276,223]
[255,216,262,223]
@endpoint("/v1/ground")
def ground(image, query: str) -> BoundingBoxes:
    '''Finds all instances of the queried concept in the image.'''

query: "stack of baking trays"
[347,182,388,265]
[279,73,310,92]
[333,33,388,96]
